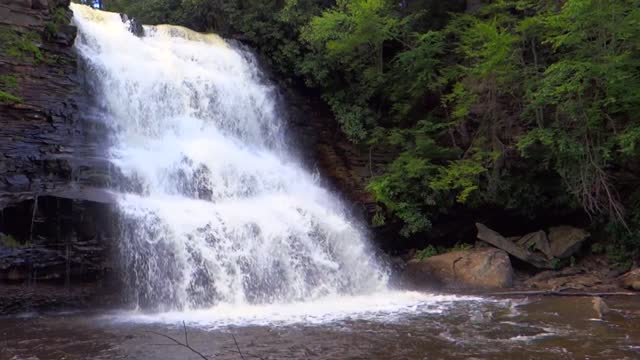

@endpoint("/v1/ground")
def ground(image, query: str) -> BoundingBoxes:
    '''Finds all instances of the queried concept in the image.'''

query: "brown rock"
[476,223,554,269]
[404,248,513,290]
[591,297,609,319]
[619,268,640,291]
[516,230,553,259]
[548,226,589,259]
[524,268,604,290]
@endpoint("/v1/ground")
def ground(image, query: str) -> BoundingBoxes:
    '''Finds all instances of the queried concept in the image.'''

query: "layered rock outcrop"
[1,0,113,207]
[0,0,117,312]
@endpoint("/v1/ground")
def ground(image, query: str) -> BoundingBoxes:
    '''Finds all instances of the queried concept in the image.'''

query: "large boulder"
[548,226,589,258]
[619,268,640,291]
[404,248,513,290]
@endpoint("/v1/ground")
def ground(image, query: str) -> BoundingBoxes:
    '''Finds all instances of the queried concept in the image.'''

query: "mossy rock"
[0,28,44,63]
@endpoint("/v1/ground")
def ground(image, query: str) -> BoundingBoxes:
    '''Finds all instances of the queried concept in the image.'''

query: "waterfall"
[71,4,389,311]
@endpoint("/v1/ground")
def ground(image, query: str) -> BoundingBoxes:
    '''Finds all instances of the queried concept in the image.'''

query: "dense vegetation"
[85,0,639,266]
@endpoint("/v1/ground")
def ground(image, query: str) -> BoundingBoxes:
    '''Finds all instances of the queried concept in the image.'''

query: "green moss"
[0,74,21,104]
[44,8,69,40]
[1,234,20,248]
[0,90,22,104]
[0,29,44,62]
[0,74,18,89]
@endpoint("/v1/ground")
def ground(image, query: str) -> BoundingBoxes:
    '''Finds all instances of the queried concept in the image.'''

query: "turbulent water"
[71,4,389,312]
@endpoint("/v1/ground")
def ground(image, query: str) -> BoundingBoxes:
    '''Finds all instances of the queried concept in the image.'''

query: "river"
[2,296,639,359]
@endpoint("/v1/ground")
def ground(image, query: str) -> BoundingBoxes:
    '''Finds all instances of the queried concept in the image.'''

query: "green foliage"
[371,210,386,227]
[518,0,640,222]
[300,0,408,141]
[591,243,605,254]
[604,190,640,268]
[416,245,439,260]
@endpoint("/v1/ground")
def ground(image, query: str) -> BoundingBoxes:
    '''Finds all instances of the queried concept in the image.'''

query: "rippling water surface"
[2,295,639,359]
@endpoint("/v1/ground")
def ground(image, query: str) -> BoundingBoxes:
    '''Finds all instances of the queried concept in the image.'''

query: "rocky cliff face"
[0,0,117,313]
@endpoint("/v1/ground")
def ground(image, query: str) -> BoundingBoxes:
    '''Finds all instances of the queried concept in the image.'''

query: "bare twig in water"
[232,334,246,360]
[148,322,268,360]
[147,322,210,360]
[183,321,190,347]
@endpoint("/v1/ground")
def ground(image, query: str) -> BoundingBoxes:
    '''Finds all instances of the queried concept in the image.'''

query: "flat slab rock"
[404,248,514,290]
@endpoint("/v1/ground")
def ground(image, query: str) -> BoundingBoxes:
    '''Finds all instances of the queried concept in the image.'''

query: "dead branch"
[147,322,268,360]
[232,334,246,360]
[147,321,210,360]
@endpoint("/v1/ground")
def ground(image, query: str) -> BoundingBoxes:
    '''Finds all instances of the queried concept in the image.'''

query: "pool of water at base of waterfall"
[1,294,639,360]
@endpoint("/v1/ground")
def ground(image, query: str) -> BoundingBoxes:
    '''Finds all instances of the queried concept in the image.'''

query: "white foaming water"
[71,4,480,324]
[110,292,486,328]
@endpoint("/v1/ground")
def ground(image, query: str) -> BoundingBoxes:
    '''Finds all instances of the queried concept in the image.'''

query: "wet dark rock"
[1,0,111,208]
[4,0,32,9]
[0,0,117,314]
[31,0,47,9]
[53,24,78,46]
[120,13,144,37]
[5,175,30,189]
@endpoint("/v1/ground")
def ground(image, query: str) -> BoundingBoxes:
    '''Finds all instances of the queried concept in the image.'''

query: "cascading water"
[71,4,389,311]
